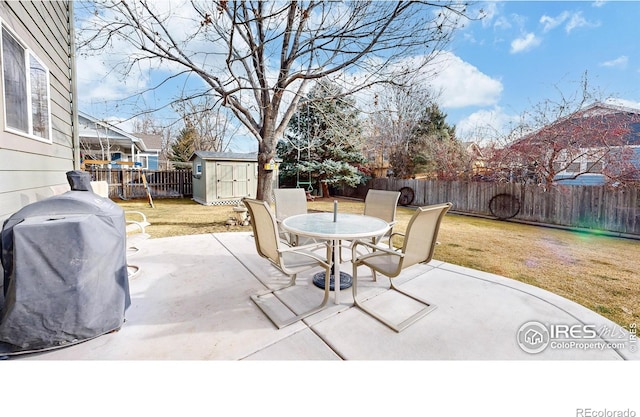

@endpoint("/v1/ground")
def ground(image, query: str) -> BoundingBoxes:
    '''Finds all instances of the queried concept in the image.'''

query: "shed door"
[216,163,251,199]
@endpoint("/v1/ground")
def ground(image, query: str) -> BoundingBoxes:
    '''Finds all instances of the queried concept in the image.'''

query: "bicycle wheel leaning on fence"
[398,187,415,206]
[488,193,521,220]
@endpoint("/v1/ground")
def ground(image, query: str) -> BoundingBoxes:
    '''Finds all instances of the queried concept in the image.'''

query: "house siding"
[0,1,75,222]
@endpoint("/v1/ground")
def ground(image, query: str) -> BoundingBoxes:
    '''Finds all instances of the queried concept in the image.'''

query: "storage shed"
[190,151,279,205]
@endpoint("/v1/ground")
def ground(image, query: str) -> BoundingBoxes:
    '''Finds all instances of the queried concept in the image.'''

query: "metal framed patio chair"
[273,188,315,246]
[350,202,452,332]
[243,198,332,329]
[348,189,401,275]
[364,189,401,240]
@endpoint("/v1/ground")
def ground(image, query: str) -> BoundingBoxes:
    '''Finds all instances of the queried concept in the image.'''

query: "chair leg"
[351,263,436,333]
[251,267,332,329]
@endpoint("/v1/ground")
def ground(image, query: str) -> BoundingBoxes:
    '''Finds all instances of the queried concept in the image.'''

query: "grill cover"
[0,171,130,354]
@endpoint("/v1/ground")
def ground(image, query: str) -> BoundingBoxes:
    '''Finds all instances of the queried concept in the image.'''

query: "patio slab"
[12,232,639,360]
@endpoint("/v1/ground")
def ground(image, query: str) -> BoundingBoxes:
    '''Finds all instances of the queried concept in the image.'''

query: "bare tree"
[486,98,640,186]
[132,113,175,169]
[365,80,438,178]
[172,95,236,153]
[78,0,474,199]
[509,104,640,186]
[481,74,640,187]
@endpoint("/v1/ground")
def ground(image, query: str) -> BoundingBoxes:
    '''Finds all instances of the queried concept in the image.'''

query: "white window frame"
[137,154,150,170]
[1,23,52,143]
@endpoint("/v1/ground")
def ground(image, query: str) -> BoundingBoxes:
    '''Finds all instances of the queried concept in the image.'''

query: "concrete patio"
[15,232,639,360]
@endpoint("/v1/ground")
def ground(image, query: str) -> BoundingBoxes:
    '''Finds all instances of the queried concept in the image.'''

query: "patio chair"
[351,202,452,332]
[243,198,332,329]
[349,189,400,275]
[364,189,401,237]
[90,181,149,264]
[273,188,314,246]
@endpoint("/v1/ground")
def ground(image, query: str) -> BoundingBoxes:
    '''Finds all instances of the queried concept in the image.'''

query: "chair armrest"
[125,211,150,234]
[126,211,148,224]
[386,231,406,248]
[352,239,403,263]
[351,239,402,260]
[126,222,145,232]
[280,240,330,253]
[279,241,332,267]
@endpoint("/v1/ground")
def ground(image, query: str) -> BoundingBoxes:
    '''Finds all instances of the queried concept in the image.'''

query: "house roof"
[512,101,640,148]
[462,141,485,158]
[134,133,163,152]
[78,111,147,152]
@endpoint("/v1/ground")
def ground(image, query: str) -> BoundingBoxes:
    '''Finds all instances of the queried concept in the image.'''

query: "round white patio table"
[281,212,390,304]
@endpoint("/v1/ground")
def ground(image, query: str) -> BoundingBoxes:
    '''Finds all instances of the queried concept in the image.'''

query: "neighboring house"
[133,132,164,170]
[0,1,77,223]
[462,141,487,177]
[505,102,640,186]
[79,111,159,170]
[553,103,640,186]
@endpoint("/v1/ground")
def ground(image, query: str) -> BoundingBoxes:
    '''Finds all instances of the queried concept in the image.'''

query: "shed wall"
[192,158,260,205]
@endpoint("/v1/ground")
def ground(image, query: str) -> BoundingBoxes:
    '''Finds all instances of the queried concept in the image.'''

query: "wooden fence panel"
[343,179,640,237]
[86,169,193,199]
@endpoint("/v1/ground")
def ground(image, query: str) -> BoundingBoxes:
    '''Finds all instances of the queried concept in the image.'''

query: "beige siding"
[0,1,74,222]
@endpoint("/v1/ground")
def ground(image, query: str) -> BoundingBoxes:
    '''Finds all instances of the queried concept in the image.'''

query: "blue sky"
[443,0,640,141]
[75,1,640,150]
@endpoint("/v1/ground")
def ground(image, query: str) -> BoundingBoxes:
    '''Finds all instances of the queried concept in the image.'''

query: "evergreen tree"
[278,80,368,196]
[390,103,468,179]
[169,126,197,165]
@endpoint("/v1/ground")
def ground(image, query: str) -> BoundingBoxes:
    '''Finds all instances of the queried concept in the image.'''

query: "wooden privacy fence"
[87,169,193,199]
[340,178,640,238]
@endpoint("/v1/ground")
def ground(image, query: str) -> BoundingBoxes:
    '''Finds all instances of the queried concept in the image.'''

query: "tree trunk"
[256,141,276,201]
[321,181,330,198]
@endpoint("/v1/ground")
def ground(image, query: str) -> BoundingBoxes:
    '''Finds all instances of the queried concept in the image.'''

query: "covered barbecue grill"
[0,171,130,355]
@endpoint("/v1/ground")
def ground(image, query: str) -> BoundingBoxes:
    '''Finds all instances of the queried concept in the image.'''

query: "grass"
[117,196,640,328]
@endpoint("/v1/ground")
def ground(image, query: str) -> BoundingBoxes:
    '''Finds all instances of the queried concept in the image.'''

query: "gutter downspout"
[69,1,80,169]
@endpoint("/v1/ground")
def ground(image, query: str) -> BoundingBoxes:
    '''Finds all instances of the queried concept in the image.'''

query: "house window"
[137,155,149,169]
[566,162,581,173]
[586,161,603,173]
[1,25,51,141]
[196,163,202,175]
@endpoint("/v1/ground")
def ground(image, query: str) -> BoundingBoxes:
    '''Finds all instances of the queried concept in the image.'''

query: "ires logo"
[517,321,599,354]
[549,324,597,339]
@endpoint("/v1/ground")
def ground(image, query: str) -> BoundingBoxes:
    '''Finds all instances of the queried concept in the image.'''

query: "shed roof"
[190,151,259,162]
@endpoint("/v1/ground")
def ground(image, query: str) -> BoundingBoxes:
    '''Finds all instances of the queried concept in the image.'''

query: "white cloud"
[604,97,640,110]
[430,52,503,108]
[539,11,599,34]
[510,33,541,53]
[456,106,520,143]
[592,0,608,7]
[565,11,596,33]
[540,11,570,33]
[479,2,499,28]
[493,16,512,31]
[600,56,629,69]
